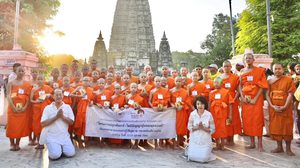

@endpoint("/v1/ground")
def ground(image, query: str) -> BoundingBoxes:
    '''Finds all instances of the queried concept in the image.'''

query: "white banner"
[85,106,176,139]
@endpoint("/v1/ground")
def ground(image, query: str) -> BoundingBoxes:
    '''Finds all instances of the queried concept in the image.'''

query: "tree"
[201,13,238,67]
[0,0,60,56]
[172,50,207,71]
[236,0,300,62]
[48,54,77,69]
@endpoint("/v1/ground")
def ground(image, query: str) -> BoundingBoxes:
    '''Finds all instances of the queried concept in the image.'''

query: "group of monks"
[5,54,300,156]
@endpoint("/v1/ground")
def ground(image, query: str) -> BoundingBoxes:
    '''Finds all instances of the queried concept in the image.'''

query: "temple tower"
[90,31,108,68]
[158,31,172,68]
[109,0,156,73]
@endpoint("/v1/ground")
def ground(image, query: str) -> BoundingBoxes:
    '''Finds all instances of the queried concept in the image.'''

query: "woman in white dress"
[187,96,216,163]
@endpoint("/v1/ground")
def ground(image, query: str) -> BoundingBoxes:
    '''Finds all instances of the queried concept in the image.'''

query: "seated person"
[187,96,216,163]
[40,89,75,160]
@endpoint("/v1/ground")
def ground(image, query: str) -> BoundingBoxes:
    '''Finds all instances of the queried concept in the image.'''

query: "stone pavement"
[1,126,300,168]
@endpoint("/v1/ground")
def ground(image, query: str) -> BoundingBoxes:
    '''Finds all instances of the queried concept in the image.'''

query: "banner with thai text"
[85,106,176,139]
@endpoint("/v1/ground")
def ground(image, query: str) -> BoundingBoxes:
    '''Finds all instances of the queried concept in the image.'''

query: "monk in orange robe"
[30,74,53,149]
[113,71,124,86]
[161,66,175,89]
[170,77,190,148]
[126,83,144,149]
[149,76,171,149]
[200,68,215,101]
[28,67,39,145]
[239,53,268,152]
[90,70,100,90]
[147,71,155,88]
[209,77,233,150]
[88,59,101,77]
[187,72,205,111]
[6,66,31,151]
[180,67,192,85]
[125,66,139,83]
[61,76,75,134]
[138,73,153,108]
[71,76,94,147]
[108,83,126,145]
[94,78,112,108]
[221,60,242,145]
[48,68,62,89]
[266,64,296,156]
[70,71,83,88]
[105,73,115,95]
[121,74,131,95]
[81,64,90,77]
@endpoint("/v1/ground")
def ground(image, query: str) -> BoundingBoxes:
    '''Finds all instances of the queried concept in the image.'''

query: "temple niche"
[91,0,172,74]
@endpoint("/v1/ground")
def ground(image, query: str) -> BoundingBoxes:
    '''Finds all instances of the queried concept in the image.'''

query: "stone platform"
[1,126,300,168]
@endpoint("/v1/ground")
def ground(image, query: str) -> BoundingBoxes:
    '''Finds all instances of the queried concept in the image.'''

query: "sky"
[39,0,247,60]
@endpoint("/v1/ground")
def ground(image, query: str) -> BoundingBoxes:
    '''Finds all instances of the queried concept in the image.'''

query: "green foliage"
[0,0,60,62]
[236,0,300,61]
[171,50,207,70]
[201,13,238,67]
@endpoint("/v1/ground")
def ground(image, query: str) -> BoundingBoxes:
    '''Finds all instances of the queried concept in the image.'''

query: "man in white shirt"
[41,89,75,160]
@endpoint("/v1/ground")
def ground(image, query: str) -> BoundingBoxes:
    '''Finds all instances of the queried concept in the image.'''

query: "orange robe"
[32,85,53,136]
[187,82,205,107]
[268,76,296,140]
[148,81,155,88]
[171,88,189,136]
[221,73,242,135]
[74,87,94,136]
[109,94,126,144]
[121,85,130,96]
[151,87,170,107]
[209,88,233,138]
[110,95,126,109]
[62,87,74,106]
[138,84,153,108]
[94,90,112,106]
[130,75,139,84]
[167,77,175,89]
[200,80,214,101]
[127,94,144,108]
[241,67,268,136]
[6,81,31,138]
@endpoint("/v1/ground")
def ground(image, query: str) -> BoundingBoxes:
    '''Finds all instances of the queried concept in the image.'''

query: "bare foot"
[131,144,138,149]
[245,145,255,149]
[15,146,20,151]
[271,148,284,153]
[35,145,44,150]
[258,147,265,152]
[213,147,220,151]
[9,145,16,151]
[28,141,37,146]
[286,151,295,156]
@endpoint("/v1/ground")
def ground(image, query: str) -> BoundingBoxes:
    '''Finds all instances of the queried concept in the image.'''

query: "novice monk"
[113,71,123,86]
[30,74,53,149]
[187,72,205,110]
[28,67,39,145]
[170,77,189,148]
[48,68,62,89]
[138,73,153,108]
[121,74,131,95]
[126,83,144,149]
[209,77,233,150]
[105,73,115,94]
[180,67,192,85]
[61,76,74,107]
[90,70,100,90]
[6,66,31,151]
[70,71,83,88]
[239,52,268,152]
[94,78,112,109]
[161,66,175,89]
[71,76,94,147]
[266,64,296,156]
[147,71,155,87]
[200,68,214,101]
[221,60,242,145]
[149,76,170,149]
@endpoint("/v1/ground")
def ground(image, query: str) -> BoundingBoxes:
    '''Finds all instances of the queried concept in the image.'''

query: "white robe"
[187,110,216,163]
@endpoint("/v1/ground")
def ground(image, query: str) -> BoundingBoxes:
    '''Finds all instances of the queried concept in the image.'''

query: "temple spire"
[162,31,167,41]
[98,31,104,41]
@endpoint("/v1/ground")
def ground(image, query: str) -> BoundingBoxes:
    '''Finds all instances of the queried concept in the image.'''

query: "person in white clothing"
[41,89,75,160]
[187,96,216,163]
